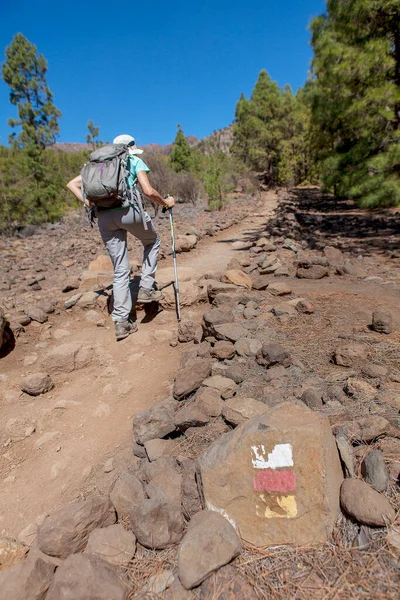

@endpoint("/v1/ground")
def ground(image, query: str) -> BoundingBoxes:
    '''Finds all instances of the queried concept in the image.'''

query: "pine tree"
[169,124,193,172]
[2,33,61,149]
[1,33,63,227]
[310,0,400,206]
[86,120,101,149]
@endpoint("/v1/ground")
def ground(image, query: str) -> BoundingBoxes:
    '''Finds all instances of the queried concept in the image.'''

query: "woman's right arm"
[137,171,175,208]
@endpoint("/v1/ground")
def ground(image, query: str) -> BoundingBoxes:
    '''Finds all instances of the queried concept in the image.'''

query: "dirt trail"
[0,192,277,540]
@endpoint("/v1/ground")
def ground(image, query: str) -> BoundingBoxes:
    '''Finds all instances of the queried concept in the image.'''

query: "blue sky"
[0,0,326,146]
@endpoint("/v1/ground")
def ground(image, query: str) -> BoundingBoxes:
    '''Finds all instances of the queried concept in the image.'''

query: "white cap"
[113,134,143,154]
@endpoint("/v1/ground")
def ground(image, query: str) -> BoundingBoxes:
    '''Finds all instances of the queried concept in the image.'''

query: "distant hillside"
[50,128,233,156]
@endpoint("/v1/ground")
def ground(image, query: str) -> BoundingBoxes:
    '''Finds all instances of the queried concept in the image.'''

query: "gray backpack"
[80,144,130,208]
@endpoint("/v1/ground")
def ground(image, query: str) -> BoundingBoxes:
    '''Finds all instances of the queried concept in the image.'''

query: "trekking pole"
[163,205,181,322]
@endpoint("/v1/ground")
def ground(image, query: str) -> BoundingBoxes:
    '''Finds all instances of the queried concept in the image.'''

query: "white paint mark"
[251,443,293,469]
[206,501,238,530]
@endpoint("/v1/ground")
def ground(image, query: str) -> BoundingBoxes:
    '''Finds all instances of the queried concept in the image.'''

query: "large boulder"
[46,554,127,600]
[36,495,116,557]
[177,511,241,590]
[198,402,343,546]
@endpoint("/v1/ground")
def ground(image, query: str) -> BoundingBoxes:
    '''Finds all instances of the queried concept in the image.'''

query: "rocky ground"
[0,188,399,599]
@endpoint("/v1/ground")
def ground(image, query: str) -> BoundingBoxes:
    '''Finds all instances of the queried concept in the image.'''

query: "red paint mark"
[253,470,296,493]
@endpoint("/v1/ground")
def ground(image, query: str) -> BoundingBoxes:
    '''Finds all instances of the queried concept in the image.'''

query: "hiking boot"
[137,287,163,303]
[114,319,138,341]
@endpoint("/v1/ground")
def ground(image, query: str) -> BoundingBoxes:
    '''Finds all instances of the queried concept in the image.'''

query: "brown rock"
[36,495,116,557]
[46,554,127,600]
[132,398,177,444]
[41,342,93,375]
[175,406,210,432]
[0,557,55,600]
[251,275,270,290]
[88,255,113,272]
[323,246,344,267]
[173,359,212,400]
[301,387,323,410]
[222,397,267,426]
[340,478,395,526]
[130,498,184,549]
[178,320,203,344]
[162,281,202,308]
[202,308,234,337]
[147,471,183,506]
[181,460,202,518]
[144,438,178,461]
[256,343,292,368]
[213,322,248,343]
[223,269,253,289]
[85,524,136,565]
[198,402,343,546]
[268,281,292,296]
[347,416,390,442]
[178,511,241,590]
[21,373,53,396]
[202,375,237,399]
[234,337,263,357]
[110,472,145,518]
[296,266,329,279]
[194,387,224,417]
[199,565,258,600]
[25,306,48,324]
[345,378,377,401]
[293,298,315,314]
[212,340,236,360]
[331,343,368,367]
[371,310,393,334]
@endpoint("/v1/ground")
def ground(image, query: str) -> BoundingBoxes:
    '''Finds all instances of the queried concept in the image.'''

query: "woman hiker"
[67,134,175,341]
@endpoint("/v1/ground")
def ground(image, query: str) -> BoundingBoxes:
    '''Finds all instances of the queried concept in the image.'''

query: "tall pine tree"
[310,0,400,206]
[1,33,63,227]
[169,124,193,172]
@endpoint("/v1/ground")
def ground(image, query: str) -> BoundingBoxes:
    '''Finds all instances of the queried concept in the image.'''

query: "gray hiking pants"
[97,205,160,322]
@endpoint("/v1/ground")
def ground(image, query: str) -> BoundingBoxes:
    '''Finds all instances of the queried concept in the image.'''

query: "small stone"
[297,266,329,279]
[173,359,212,400]
[177,511,241,590]
[225,364,245,384]
[104,458,114,473]
[371,310,393,334]
[132,397,177,444]
[0,537,28,570]
[181,459,202,518]
[178,320,203,344]
[347,416,390,442]
[361,449,389,492]
[331,343,368,367]
[25,306,48,323]
[213,322,248,343]
[202,375,237,399]
[268,281,292,296]
[293,298,315,314]
[130,498,184,549]
[144,569,175,595]
[340,478,395,526]
[256,342,292,368]
[234,337,262,357]
[251,275,270,290]
[222,397,266,426]
[301,387,323,410]
[21,372,54,396]
[212,340,236,360]
[144,438,178,461]
[110,472,145,518]
[223,269,252,289]
[194,387,224,417]
[175,405,209,432]
[335,434,354,478]
[64,293,82,309]
[85,524,136,565]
